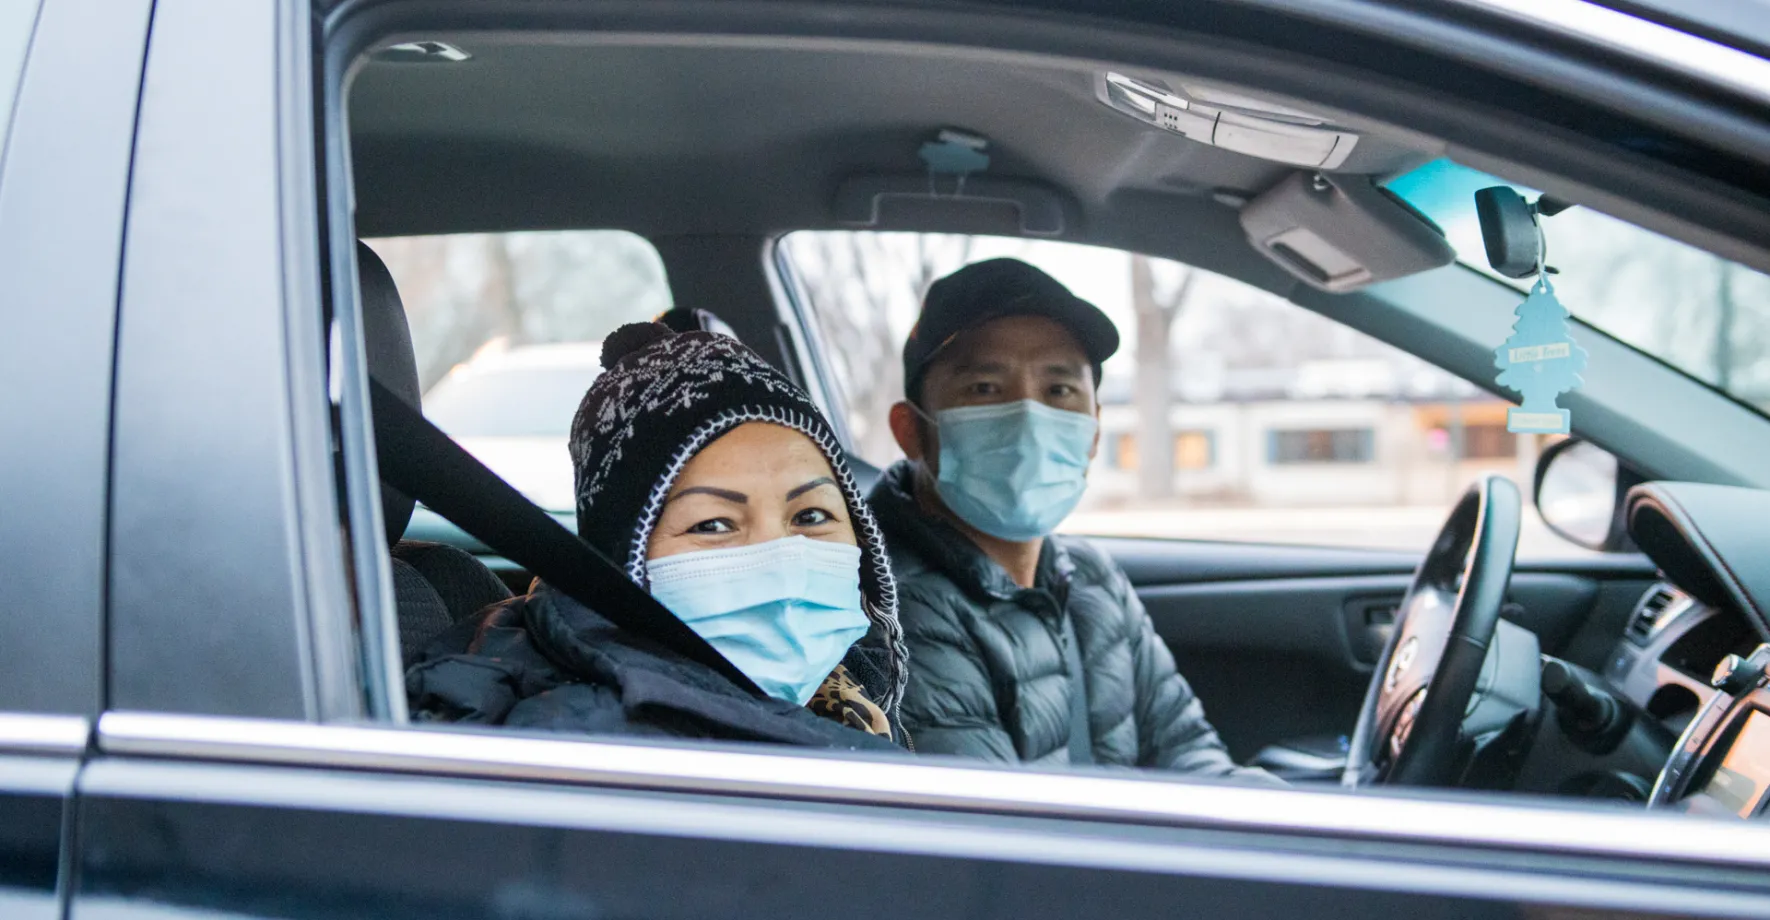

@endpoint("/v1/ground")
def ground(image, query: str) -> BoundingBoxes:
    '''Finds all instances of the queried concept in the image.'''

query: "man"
[868,257,1270,779]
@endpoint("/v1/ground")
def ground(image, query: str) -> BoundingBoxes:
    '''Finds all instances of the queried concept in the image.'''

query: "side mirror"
[1533,438,1641,552]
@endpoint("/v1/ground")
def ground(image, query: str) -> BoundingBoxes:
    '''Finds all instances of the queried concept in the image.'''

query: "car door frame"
[0,1,153,917]
[67,1,1770,918]
[76,710,1770,918]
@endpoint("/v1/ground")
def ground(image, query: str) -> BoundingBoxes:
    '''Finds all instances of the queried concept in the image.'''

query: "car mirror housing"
[1533,437,1641,552]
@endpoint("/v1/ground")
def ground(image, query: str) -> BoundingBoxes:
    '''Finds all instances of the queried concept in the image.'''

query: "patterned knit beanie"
[569,323,906,710]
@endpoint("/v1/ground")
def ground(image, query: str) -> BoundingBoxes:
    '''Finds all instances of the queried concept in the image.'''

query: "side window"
[0,0,43,161]
[365,231,672,513]
[782,231,1574,552]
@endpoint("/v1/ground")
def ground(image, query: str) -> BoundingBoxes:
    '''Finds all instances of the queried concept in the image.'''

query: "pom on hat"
[600,322,675,370]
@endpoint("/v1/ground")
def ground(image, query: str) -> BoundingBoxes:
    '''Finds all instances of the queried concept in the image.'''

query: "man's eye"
[968,381,999,395]
[1050,383,1077,398]
[686,518,736,534]
[793,507,836,527]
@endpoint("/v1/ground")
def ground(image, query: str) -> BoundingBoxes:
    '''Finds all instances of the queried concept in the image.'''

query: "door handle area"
[1343,596,1401,666]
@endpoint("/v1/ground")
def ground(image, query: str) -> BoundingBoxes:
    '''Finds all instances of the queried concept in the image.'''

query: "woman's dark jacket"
[870,461,1270,779]
[407,582,902,753]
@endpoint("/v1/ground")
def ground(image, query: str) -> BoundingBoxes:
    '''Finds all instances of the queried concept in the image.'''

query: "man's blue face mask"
[647,535,870,704]
[919,399,1098,542]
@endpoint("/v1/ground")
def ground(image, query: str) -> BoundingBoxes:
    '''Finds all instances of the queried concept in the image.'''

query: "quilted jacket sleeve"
[896,584,1019,761]
[1110,567,1282,783]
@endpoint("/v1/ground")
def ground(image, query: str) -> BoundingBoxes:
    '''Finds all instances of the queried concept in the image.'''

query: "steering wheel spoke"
[1343,476,1523,788]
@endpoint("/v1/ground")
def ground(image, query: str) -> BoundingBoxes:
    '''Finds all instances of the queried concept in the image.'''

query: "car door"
[75,709,1770,920]
[0,0,151,916]
[63,1,1770,918]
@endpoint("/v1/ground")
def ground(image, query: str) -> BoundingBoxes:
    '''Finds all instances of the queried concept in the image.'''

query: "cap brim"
[974,293,1121,368]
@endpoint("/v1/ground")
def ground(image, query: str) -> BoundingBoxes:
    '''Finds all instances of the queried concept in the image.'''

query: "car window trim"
[0,713,90,757]
[1442,0,1770,106]
[764,235,864,454]
[98,710,1770,872]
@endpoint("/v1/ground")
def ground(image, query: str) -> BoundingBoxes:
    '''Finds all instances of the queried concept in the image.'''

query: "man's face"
[895,314,1100,475]
[918,314,1097,417]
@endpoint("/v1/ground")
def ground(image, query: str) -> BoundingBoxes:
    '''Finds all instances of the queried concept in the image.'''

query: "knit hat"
[569,323,906,711]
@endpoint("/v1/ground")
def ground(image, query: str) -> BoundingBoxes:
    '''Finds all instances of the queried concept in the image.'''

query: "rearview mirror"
[1534,438,1640,552]
[1474,186,1540,278]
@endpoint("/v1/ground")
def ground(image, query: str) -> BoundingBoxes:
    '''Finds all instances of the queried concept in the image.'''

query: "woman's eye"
[793,507,836,527]
[686,518,736,535]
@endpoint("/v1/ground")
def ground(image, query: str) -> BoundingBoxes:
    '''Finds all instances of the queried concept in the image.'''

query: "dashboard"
[1613,482,1770,821]
[1602,586,1759,736]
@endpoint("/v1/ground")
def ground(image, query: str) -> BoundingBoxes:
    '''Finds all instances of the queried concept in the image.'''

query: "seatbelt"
[367,378,764,696]
[1059,612,1093,765]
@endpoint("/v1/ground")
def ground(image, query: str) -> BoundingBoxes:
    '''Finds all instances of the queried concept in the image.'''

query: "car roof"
[1596,0,1770,60]
[347,37,1430,244]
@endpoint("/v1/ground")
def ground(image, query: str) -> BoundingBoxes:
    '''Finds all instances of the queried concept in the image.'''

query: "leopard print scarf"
[805,665,893,739]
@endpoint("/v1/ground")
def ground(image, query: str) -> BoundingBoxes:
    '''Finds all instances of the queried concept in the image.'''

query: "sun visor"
[1240,172,1455,292]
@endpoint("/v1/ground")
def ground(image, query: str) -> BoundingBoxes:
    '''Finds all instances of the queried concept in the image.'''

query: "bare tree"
[795,233,905,461]
[479,234,523,344]
[788,232,983,463]
[1130,254,1197,499]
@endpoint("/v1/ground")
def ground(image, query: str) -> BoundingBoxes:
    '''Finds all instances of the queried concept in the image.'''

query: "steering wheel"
[1343,475,1522,787]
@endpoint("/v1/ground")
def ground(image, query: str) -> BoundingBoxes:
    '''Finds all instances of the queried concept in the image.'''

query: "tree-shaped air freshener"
[1479,184,1588,434]
[1494,277,1589,434]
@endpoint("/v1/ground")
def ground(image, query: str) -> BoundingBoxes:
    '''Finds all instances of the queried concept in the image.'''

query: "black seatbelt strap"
[368,378,764,696]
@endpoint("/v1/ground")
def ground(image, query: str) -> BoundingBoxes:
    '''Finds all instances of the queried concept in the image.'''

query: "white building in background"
[1087,358,1542,511]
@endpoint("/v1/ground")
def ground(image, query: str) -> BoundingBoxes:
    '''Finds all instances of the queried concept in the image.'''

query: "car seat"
[358,241,513,665]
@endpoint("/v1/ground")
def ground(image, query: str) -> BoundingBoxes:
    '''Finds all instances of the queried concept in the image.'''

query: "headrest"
[657,306,739,339]
[358,241,421,546]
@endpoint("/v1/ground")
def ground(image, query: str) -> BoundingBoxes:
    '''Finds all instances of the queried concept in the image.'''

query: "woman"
[408,322,908,751]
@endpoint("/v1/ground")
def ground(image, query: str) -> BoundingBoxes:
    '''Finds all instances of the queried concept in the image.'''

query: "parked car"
[6,1,1770,918]
[422,340,603,513]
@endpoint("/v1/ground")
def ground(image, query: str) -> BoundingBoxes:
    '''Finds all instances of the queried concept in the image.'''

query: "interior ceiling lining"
[347,34,1431,243]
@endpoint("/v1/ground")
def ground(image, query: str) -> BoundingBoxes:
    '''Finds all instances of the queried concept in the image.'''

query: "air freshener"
[1495,276,1588,434]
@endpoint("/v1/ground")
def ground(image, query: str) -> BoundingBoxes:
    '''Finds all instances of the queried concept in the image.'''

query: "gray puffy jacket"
[871,462,1271,779]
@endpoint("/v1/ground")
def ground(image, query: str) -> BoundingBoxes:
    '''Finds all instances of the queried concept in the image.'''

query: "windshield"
[1384,159,1770,414]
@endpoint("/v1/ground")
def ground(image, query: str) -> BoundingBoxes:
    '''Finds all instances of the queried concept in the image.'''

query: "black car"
[8,0,1770,917]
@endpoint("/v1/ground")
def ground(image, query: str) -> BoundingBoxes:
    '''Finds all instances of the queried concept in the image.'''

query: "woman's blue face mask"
[921,399,1098,541]
[647,535,869,704]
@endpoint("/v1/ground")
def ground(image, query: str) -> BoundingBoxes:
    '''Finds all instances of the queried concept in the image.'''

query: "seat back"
[358,242,512,662]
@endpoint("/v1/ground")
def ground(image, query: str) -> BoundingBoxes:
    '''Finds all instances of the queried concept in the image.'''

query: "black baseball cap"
[903,258,1120,401]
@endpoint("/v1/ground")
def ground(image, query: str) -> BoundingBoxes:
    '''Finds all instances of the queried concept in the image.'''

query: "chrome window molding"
[0,713,89,756]
[99,711,1770,868]
[1445,0,1770,105]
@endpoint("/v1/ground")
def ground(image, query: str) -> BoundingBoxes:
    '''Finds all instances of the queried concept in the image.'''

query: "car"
[421,339,604,513]
[6,0,1770,918]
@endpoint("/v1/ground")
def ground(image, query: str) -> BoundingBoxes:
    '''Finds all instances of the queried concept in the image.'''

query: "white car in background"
[422,340,603,512]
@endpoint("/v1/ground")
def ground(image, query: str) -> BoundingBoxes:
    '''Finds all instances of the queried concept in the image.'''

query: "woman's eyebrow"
[785,477,837,501]
[667,485,748,504]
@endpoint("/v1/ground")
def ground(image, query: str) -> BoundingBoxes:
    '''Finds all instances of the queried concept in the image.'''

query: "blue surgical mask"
[925,399,1098,541]
[646,535,871,705]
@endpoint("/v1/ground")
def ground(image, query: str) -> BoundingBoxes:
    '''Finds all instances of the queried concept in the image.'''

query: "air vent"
[1628,584,1689,644]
